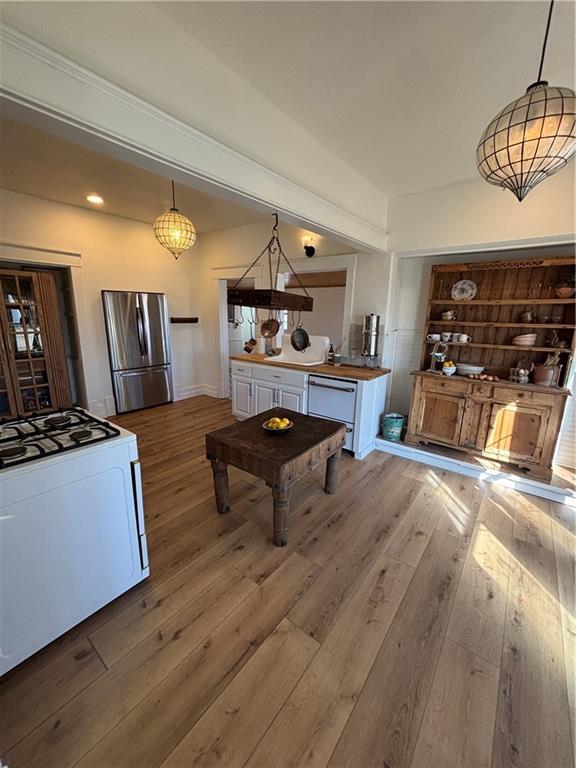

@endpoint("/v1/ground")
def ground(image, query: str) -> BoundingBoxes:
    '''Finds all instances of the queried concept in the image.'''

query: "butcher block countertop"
[230,354,391,381]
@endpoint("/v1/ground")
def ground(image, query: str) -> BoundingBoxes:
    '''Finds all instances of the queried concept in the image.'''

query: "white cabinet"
[230,360,388,459]
[232,377,252,419]
[277,384,307,413]
[254,381,276,413]
[254,381,307,414]
[232,363,308,419]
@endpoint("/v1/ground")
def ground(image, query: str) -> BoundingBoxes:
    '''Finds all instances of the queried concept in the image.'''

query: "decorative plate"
[451,279,477,301]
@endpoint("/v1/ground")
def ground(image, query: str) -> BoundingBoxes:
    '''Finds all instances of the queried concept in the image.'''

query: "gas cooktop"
[0,408,121,469]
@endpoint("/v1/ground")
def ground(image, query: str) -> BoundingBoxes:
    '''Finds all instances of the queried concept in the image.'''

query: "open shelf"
[429,298,574,306]
[427,320,576,330]
[424,340,571,353]
[420,256,575,387]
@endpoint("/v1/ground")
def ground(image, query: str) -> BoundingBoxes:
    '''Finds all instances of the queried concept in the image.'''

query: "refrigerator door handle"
[135,306,147,357]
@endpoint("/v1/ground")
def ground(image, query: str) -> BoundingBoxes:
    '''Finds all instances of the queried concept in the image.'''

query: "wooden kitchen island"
[206,407,346,545]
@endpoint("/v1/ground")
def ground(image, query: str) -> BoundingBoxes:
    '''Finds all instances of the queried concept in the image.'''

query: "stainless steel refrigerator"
[102,291,174,413]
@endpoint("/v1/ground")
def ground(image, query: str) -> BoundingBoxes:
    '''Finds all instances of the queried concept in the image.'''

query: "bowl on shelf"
[511,333,537,346]
[455,363,484,376]
[442,365,457,376]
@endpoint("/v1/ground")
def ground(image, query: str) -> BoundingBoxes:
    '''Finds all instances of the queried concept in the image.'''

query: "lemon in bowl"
[262,416,293,432]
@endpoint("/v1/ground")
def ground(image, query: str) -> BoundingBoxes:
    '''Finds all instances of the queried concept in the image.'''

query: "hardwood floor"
[0,396,573,768]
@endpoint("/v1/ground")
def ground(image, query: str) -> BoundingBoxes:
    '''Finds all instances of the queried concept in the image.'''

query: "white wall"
[0,189,204,414]
[389,171,575,254]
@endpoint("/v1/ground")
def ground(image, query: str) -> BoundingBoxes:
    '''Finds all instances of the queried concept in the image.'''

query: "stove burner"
[0,445,27,459]
[44,415,72,428]
[69,429,92,442]
[0,408,121,470]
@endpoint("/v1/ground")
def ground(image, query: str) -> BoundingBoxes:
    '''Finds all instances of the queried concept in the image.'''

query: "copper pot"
[533,365,556,386]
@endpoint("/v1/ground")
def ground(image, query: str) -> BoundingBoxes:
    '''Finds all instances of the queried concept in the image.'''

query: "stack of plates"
[511,333,537,346]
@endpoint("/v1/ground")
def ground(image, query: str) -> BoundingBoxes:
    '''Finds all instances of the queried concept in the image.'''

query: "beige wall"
[194,220,392,391]
[389,171,575,254]
[286,286,347,346]
[0,189,203,414]
[0,190,392,410]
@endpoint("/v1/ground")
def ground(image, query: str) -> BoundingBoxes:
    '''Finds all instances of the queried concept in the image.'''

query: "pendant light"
[153,181,196,259]
[476,0,576,201]
[227,214,313,312]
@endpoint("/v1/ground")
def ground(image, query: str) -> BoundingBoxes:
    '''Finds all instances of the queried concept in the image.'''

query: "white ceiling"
[0,116,267,231]
[160,0,576,197]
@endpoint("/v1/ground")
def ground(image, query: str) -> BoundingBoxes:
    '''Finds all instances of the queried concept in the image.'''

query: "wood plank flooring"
[0,396,573,768]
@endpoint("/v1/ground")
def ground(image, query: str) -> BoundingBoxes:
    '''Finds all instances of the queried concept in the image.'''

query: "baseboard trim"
[177,384,219,400]
[375,437,575,506]
[88,396,116,418]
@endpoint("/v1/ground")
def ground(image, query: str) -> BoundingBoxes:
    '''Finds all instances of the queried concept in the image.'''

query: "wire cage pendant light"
[153,181,196,259]
[476,0,576,201]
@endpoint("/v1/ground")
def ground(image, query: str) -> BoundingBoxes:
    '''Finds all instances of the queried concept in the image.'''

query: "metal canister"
[361,314,380,357]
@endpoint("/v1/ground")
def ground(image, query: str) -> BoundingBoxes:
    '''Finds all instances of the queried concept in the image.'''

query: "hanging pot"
[260,317,280,338]
[291,324,311,352]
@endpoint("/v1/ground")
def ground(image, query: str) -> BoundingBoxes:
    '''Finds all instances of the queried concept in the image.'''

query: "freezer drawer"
[308,413,354,451]
[113,365,173,413]
[308,375,357,424]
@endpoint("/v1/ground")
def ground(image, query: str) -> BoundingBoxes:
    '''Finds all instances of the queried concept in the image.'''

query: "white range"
[0,408,149,675]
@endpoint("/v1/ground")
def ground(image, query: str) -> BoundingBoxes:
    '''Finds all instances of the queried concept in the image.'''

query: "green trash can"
[382,413,405,442]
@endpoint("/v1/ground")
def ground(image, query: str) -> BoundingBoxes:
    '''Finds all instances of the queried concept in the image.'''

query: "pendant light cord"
[537,0,555,82]
[171,180,176,210]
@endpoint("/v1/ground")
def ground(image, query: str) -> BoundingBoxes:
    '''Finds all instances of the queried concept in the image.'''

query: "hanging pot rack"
[227,214,314,312]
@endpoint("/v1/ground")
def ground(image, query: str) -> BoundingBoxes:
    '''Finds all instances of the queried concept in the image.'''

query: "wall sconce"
[301,235,316,257]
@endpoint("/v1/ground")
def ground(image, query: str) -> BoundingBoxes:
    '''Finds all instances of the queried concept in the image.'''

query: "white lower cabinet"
[277,384,306,413]
[231,376,253,419]
[230,361,388,459]
[254,381,276,412]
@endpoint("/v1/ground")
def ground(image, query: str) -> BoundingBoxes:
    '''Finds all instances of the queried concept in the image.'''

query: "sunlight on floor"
[424,469,474,535]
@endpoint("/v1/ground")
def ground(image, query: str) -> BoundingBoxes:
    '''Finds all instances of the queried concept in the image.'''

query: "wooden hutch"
[406,255,574,479]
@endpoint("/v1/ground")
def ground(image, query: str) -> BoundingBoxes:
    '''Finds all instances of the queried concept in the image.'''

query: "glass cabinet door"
[0,272,53,414]
[0,352,15,417]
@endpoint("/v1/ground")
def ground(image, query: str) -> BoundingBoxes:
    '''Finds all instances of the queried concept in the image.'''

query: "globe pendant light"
[153,180,196,259]
[476,0,576,201]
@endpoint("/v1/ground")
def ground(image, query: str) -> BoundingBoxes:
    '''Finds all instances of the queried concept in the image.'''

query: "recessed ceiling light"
[86,194,104,205]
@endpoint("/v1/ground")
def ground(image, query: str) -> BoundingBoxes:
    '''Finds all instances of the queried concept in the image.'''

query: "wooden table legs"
[210,446,342,546]
[325,448,342,495]
[210,459,231,515]
[272,484,291,547]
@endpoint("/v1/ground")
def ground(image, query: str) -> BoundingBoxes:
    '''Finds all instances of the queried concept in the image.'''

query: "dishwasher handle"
[309,381,355,393]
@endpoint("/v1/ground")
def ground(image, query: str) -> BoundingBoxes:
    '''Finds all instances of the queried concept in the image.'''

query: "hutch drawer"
[421,376,470,396]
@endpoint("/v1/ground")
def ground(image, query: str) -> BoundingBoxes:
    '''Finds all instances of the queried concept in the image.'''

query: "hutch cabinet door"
[415,391,465,446]
[482,403,550,464]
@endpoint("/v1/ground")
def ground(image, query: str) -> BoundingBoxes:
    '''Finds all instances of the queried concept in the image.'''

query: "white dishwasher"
[308,375,357,451]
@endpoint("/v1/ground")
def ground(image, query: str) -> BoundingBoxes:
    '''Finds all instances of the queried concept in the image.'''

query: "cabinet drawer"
[530,392,558,406]
[471,383,493,398]
[308,414,354,451]
[231,363,253,379]
[493,386,531,403]
[253,365,307,389]
[421,376,469,395]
